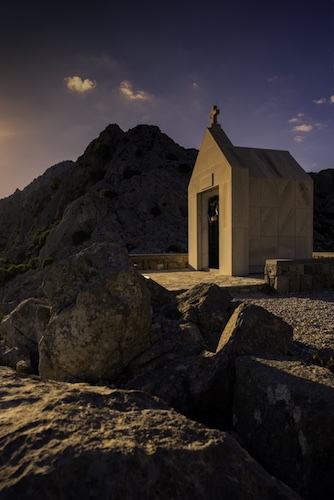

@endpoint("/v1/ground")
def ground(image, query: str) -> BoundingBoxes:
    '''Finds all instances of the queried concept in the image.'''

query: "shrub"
[0,263,32,286]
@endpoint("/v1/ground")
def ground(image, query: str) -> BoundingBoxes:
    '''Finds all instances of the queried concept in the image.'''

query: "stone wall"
[130,253,188,271]
[265,257,334,292]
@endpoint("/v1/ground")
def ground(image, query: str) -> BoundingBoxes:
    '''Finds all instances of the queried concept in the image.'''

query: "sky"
[1,0,334,199]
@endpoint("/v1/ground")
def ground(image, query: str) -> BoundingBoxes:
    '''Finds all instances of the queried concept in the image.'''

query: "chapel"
[188,106,314,276]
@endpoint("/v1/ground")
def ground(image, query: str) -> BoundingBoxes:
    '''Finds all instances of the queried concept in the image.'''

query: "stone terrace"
[141,270,267,294]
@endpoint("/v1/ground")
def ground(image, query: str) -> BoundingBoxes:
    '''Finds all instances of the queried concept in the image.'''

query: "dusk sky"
[1,0,333,199]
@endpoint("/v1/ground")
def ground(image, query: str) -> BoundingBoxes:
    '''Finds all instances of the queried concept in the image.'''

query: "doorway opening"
[208,195,219,268]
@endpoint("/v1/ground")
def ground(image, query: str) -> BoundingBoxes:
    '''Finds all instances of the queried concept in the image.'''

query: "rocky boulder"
[38,192,121,264]
[0,298,51,372]
[177,283,233,351]
[39,241,152,383]
[216,302,293,356]
[0,366,299,499]
[122,296,293,429]
[233,356,334,499]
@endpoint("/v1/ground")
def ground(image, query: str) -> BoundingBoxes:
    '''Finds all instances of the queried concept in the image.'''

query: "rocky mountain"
[310,169,334,251]
[0,124,196,264]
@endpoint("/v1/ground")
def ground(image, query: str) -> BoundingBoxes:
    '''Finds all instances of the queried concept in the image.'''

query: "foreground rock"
[177,283,232,351]
[233,356,334,499]
[122,300,293,429]
[0,367,299,499]
[0,298,51,372]
[39,241,152,382]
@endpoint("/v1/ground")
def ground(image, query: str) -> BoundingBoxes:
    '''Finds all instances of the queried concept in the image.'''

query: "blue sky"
[1,0,333,198]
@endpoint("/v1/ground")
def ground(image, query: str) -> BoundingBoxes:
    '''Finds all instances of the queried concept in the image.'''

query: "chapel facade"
[188,106,314,276]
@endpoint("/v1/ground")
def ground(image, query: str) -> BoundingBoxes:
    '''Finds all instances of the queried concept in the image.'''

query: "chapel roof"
[207,114,311,182]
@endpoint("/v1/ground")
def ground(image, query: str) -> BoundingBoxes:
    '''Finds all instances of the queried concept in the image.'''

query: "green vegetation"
[0,219,61,287]
[0,312,4,322]
[0,262,35,286]
[31,220,61,252]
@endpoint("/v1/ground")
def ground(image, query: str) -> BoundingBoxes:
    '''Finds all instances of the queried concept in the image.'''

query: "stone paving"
[141,270,267,294]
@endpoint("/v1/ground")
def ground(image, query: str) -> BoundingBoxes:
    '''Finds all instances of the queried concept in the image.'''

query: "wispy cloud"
[65,76,96,93]
[267,76,278,82]
[292,124,313,133]
[288,113,304,123]
[119,80,152,101]
[313,94,334,105]
[289,112,325,142]
[314,122,326,130]
[313,97,327,104]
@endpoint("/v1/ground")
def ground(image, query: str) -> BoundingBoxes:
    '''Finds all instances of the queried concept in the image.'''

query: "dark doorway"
[208,195,219,268]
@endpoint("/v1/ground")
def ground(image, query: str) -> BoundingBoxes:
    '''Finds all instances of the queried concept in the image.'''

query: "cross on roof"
[209,105,220,125]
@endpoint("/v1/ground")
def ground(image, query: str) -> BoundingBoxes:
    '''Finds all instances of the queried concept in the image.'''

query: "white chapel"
[188,106,314,275]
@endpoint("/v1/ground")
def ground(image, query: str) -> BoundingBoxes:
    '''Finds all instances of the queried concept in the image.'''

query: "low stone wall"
[265,258,334,292]
[129,253,188,271]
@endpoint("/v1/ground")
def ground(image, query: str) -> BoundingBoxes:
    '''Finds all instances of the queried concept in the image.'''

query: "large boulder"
[39,241,152,382]
[0,366,299,499]
[233,356,334,499]
[216,302,293,355]
[0,298,51,372]
[177,283,232,351]
[123,297,293,429]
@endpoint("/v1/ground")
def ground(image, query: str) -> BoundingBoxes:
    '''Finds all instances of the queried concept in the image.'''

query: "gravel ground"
[232,290,334,362]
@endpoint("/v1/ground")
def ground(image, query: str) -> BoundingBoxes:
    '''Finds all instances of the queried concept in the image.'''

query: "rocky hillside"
[310,169,334,251]
[0,124,196,267]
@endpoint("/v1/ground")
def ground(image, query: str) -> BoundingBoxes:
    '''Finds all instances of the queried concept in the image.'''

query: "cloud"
[65,76,96,93]
[292,124,313,133]
[289,113,326,140]
[267,76,278,82]
[313,97,327,104]
[313,95,334,104]
[192,82,200,89]
[288,113,304,123]
[314,122,326,130]
[119,80,151,101]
